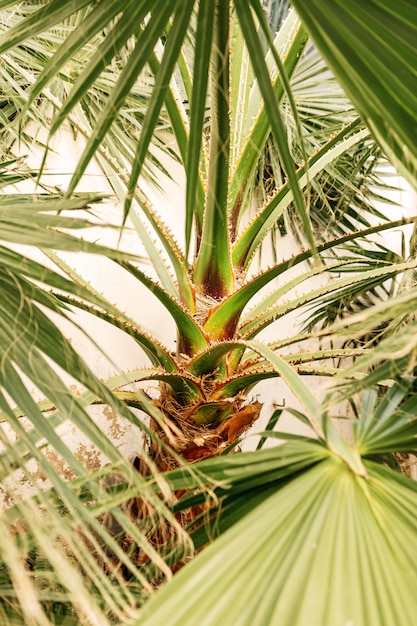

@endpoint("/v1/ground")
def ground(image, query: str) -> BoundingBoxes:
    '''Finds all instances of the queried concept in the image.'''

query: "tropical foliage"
[0,0,416,624]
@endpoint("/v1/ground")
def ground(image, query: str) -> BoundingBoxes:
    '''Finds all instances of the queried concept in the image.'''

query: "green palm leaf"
[234,0,315,254]
[139,446,417,626]
[184,0,214,251]
[290,0,417,191]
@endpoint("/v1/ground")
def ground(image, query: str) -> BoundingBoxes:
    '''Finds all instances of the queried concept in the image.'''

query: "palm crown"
[0,1,417,624]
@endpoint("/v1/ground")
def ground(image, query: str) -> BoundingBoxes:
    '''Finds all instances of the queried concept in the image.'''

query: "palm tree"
[0,1,416,624]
